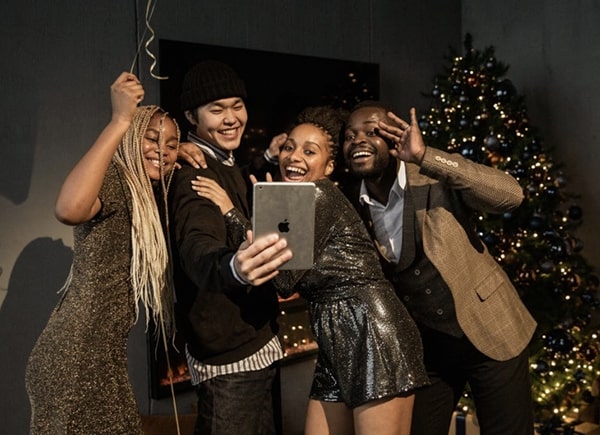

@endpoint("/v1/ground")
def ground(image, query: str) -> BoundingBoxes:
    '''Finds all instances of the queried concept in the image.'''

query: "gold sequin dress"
[25,164,144,434]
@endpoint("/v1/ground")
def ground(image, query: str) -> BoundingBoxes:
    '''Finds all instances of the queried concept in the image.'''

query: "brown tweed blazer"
[358,147,537,361]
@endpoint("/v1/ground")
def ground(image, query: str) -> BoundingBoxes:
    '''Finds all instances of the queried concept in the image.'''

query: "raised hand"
[110,72,144,124]
[249,172,273,185]
[266,132,288,160]
[378,107,426,164]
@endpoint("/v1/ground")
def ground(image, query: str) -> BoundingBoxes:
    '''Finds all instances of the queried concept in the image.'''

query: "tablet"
[252,182,316,270]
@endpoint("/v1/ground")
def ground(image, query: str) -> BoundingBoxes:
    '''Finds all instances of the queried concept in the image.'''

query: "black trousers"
[194,365,278,435]
[411,325,534,435]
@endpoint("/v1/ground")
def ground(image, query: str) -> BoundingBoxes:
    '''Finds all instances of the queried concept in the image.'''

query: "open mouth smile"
[283,165,307,180]
[348,146,375,163]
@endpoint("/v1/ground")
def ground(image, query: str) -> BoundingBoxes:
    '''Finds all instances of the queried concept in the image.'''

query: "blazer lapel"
[396,188,416,270]
[400,163,433,267]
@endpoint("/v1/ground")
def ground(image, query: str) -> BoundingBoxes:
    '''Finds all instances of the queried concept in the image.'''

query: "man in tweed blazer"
[341,102,536,435]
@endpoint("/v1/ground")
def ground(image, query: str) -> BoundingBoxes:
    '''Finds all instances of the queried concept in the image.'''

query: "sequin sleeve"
[223,207,250,248]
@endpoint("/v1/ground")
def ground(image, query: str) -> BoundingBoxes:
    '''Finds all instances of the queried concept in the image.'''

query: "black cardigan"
[168,158,279,365]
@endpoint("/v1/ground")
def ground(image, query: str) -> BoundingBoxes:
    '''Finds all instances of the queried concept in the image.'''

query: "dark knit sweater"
[169,157,279,365]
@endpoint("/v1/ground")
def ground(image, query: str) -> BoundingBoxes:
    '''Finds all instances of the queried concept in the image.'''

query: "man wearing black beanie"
[169,60,290,435]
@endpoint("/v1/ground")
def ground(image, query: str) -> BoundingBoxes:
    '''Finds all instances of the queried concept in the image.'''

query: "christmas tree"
[418,33,600,433]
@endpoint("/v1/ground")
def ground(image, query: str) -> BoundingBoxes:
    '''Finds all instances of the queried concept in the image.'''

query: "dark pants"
[411,326,534,435]
[194,365,278,435]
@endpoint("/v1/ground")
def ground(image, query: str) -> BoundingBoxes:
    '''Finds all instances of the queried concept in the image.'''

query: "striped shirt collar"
[188,131,235,166]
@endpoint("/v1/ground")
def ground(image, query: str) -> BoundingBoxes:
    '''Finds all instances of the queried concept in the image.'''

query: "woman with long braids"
[25,72,180,434]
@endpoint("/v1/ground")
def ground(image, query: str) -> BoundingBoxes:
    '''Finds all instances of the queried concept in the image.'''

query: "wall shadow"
[0,237,73,434]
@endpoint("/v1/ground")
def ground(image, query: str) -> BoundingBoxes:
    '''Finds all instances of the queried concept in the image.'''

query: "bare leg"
[353,394,415,435]
[304,399,354,435]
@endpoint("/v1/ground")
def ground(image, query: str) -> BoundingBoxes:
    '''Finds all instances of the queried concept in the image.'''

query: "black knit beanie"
[180,60,247,111]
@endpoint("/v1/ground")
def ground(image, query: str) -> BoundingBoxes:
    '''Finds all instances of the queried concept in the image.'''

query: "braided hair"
[293,106,348,162]
[112,105,180,338]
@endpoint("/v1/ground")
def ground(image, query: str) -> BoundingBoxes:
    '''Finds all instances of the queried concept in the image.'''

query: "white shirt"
[359,162,407,263]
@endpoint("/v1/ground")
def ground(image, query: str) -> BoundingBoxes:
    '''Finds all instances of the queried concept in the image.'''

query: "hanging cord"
[129,0,168,80]
[128,1,180,429]
[156,120,181,435]
[159,317,181,435]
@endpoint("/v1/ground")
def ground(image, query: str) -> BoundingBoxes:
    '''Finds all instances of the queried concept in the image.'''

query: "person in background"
[192,106,429,435]
[25,72,180,434]
[168,60,291,435]
[341,101,536,435]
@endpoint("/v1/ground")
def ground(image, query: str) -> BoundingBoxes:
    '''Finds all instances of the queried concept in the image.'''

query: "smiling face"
[279,123,335,182]
[186,97,247,152]
[142,113,179,181]
[342,106,392,179]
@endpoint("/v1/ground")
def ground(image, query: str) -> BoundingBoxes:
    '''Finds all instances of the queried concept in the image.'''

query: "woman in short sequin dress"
[25,72,180,434]
[192,107,428,435]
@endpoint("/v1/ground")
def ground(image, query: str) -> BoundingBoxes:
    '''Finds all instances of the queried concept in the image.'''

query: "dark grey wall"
[0,1,460,433]
[462,0,600,273]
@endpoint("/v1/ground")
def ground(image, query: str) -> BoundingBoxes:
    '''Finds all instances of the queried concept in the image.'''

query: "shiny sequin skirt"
[308,285,429,408]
